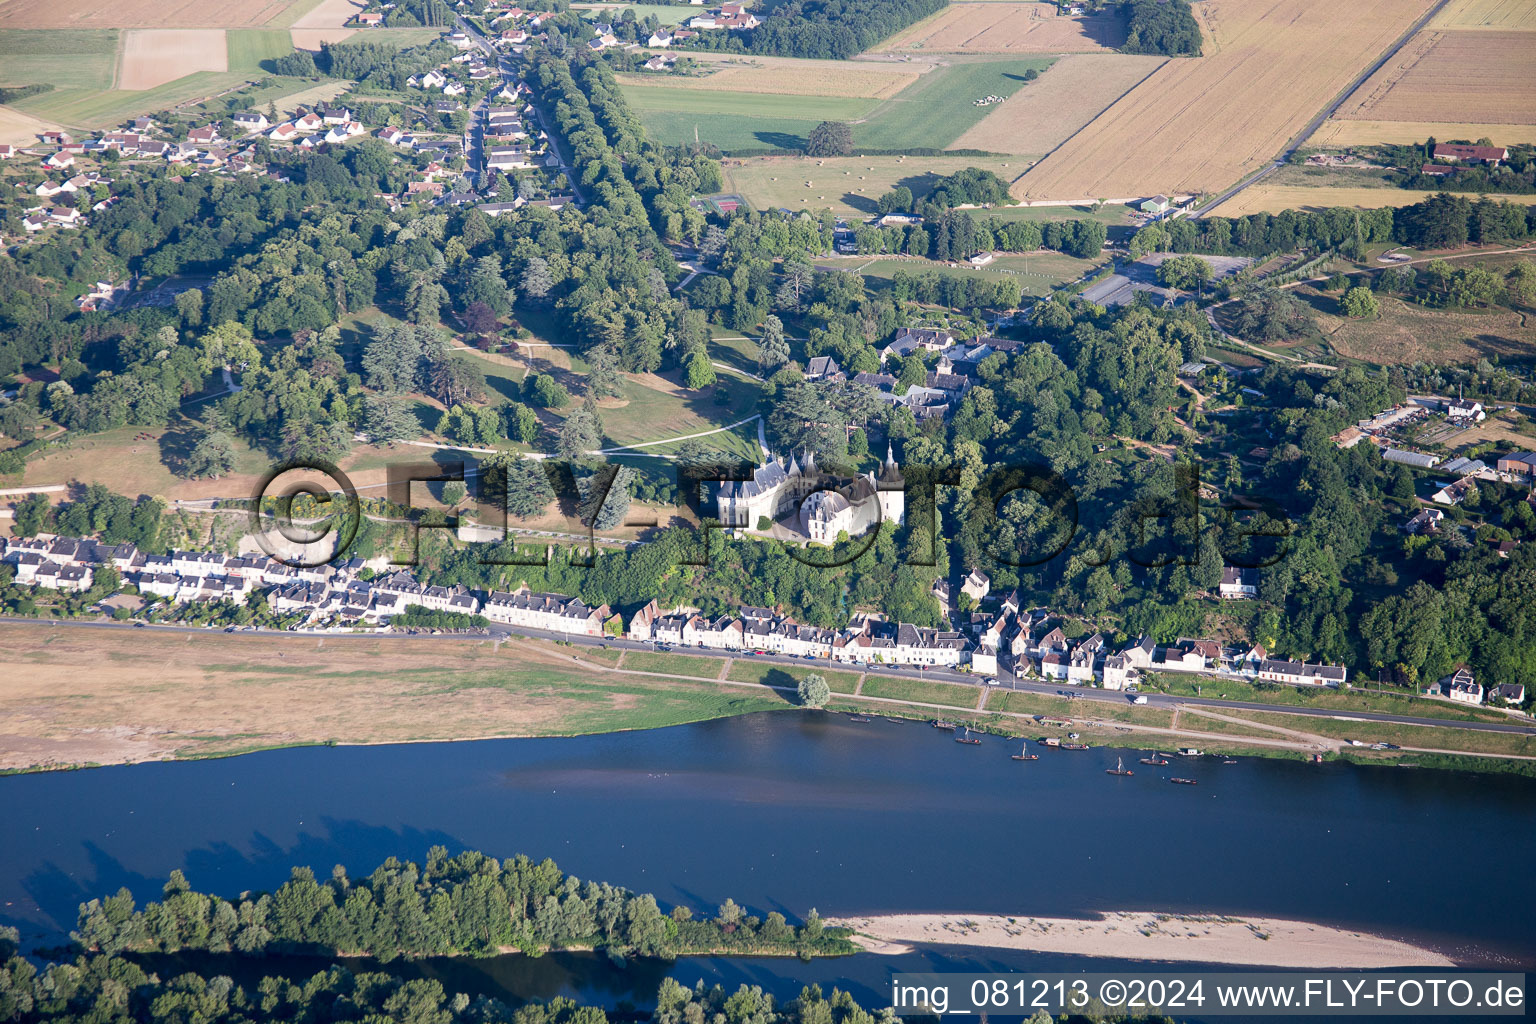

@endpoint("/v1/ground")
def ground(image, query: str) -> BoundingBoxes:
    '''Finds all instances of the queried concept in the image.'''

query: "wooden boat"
[1140,754,1169,766]
[1062,742,1090,751]
[933,720,958,730]
[1171,777,1198,785]
[1222,758,1237,765]
[848,715,872,723]
[1011,743,1039,761]
[1038,736,1061,748]
[1106,757,1134,777]
[955,727,982,745]
[1177,747,1203,756]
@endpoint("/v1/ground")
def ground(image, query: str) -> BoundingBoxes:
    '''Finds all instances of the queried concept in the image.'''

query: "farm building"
[1140,194,1171,214]
[1432,143,1507,165]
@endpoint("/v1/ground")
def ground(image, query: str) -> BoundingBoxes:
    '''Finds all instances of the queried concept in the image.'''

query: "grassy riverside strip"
[72,848,857,961]
[1,623,1531,776]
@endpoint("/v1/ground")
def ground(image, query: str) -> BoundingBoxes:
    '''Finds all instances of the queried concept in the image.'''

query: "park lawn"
[588,370,760,449]
[226,29,298,72]
[981,201,1138,226]
[722,153,1026,219]
[859,674,979,709]
[618,649,725,679]
[855,57,1056,151]
[627,87,877,151]
[1300,286,1533,366]
[725,660,862,694]
[0,29,120,90]
[1144,672,1514,725]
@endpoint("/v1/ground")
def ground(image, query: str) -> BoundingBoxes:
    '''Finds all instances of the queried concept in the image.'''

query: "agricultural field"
[1308,119,1536,147]
[0,102,66,147]
[1012,0,1437,201]
[721,153,1028,218]
[226,27,298,72]
[289,0,367,49]
[877,1,1125,53]
[1428,0,1536,29]
[627,57,1054,153]
[9,69,259,129]
[1330,30,1536,126]
[1210,183,1536,216]
[949,52,1166,156]
[0,0,309,28]
[618,59,921,100]
[0,28,119,90]
[118,30,228,90]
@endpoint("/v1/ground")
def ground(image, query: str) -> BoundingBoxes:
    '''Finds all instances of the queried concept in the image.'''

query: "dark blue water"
[3,712,1534,1004]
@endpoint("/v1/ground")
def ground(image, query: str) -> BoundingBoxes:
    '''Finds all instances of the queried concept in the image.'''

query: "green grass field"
[629,57,1054,154]
[1144,672,1515,725]
[835,251,1106,298]
[573,3,698,25]
[226,29,297,73]
[619,649,725,678]
[725,660,863,694]
[722,153,1028,219]
[13,70,260,129]
[859,674,979,709]
[0,29,120,91]
[855,58,1055,151]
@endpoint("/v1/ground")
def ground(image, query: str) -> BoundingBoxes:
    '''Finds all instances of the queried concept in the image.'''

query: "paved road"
[7,617,1532,739]
[1196,0,1457,218]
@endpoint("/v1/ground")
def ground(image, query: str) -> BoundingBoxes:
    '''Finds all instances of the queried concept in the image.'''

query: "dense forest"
[672,0,950,59]
[1120,0,1202,56]
[72,848,854,962]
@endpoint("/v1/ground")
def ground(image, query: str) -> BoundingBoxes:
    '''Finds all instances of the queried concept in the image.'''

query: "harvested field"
[878,1,1125,53]
[949,52,1165,156]
[289,0,364,49]
[1428,0,1536,29]
[1332,29,1536,126]
[118,29,227,90]
[1209,184,1536,216]
[1013,0,1437,201]
[0,0,298,29]
[618,60,921,100]
[1310,119,1536,147]
[722,154,1028,218]
[0,103,67,146]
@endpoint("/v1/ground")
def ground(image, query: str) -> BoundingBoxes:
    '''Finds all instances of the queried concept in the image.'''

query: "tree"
[362,395,419,445]
[12,492,51,536]
[586,344,624,399]
[797,673,831,708]
[184,429,236,479]
[558,399,604,460]
[428,357,487,407]
[442,481,466,507]
[504,402,540,444]
[683,348,716,389]
[1156,254,1212,293]
[577,465,635,530]
[521,256,554,301]
[758,315,790,372]
[805,121,853,157]
[526,373,571,408]
[481,452,555,519]
[462,300,499,335]
[1342,286,1379,319]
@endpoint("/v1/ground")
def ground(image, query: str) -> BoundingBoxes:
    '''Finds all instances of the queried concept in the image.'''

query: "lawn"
[854,57,1056,151]
[1145,671,1515,725]
[226,28,298,72]
[618,649,725,678]
[590,370,762,450]
[726,660,862,694]
[722,153,1028,219]
[572,2,697,25]
[0,29,120,90]
[986,689,1177,728]
[859,674,980,709]
[837,251,1106,298]
[1218,708,1536,760]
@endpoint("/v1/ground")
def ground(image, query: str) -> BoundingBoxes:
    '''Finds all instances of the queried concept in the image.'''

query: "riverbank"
[828,912,1457,969]
[2,622,1531,776]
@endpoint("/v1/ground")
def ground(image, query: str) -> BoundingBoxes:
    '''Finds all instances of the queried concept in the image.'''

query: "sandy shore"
[828,912,1455,968]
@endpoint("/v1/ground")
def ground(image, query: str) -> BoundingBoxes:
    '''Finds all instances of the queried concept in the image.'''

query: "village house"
[960,568,990,604]
[1440,665,1483,705]
[232,111,270,133]
[1432,476,1478,506]
[1257,659,1347,687]
[1219,566,1258,599]
[1100,654,1134,690]
[1491,682,1526,707]
[1447,397,1486,424]
[482,583,612,636]
[1402,507,1445,535]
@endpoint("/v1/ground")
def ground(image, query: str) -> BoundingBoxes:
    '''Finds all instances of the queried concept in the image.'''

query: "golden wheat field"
[1310,120,1536,146]
[1428,0,1536,29]
[618,60,922,100]
[0,0,297,28]
[1211,184,1536,216]
[878,1,1125,53]
[1333,30,1536,126]
[949,53,1166,155]
[116,28,228,89]
[1011,0,1437,201]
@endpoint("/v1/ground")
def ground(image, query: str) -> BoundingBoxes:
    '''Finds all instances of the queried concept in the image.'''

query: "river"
[3,711,1533,1009]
